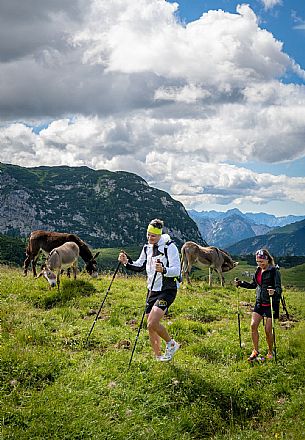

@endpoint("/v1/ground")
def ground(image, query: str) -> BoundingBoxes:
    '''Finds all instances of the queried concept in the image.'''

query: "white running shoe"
[159,341,180,362]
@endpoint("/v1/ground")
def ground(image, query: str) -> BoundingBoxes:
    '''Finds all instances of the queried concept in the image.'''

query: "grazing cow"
[181,241,238,287]
[37,242,79,289]
[23,230,99,277]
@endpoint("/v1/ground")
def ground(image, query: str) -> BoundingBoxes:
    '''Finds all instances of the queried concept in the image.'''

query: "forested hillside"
[0,162,202,248]
[227,219,305,256]
[0,234,26,266]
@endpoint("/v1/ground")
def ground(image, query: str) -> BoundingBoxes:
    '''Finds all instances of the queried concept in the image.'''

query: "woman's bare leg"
[147,307,170,356]
[250,312,263,351]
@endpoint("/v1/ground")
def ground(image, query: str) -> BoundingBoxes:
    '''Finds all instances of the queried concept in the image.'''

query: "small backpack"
[144,239,182,283]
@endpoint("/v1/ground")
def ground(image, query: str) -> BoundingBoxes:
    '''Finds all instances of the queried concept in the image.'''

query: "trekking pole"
[281,294,290,321]
[128,266,159,370]
[85,260,121,345]
[235,278,242,348]
[269,287,277,362]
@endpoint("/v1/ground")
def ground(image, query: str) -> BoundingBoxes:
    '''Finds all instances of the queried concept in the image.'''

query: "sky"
[1,0,305,217]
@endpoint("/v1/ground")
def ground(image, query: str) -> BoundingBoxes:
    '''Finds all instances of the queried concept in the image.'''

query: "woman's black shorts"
[145,289,177,314]
[254,302,280,319]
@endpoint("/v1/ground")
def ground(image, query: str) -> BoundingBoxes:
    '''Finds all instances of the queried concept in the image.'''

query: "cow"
[36,241,79,289]
[181,241,238,287]
[23,230,99,278]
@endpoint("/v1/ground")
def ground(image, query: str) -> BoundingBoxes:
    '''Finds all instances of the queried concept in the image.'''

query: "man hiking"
[118,219,181,361]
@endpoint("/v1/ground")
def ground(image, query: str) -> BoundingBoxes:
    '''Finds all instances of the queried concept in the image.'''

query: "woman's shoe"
[248,349,259,362]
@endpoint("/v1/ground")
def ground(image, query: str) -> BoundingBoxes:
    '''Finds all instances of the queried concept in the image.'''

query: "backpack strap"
[146,240,182,283]
[163,240,182,283]
[147,240,172,265]
[163,240,173,267]
[143,244,148,258]
[270,266,276,287]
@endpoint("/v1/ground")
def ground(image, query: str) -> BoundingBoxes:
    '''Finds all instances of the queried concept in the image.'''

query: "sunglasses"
[256,250,268,260]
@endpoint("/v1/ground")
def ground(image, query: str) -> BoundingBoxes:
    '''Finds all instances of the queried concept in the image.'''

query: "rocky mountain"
[189,208,305,227]
[227,219,305,256]
[188,209,272,248]
[0,163,202,248]
[239,211,305,227]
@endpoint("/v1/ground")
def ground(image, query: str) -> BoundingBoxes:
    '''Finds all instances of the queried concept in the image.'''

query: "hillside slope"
[0,162,202,248]
[1,266,305,439]
[227,219,305,256]
[0,234,26,265]
[188,209,272,247]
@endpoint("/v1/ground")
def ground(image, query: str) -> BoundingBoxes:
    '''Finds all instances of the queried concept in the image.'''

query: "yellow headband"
[147,224,162,235]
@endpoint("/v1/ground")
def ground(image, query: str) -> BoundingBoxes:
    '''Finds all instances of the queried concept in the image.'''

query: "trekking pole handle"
[120,249,128,257]
[234,277,241,287]
[267,285,275,296]
[155,258,164,273]
[119,249,133,264]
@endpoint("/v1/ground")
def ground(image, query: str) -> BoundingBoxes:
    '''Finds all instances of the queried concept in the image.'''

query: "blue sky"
[167,0,305,215]
[169,1,305,82]
[0,0,305,216]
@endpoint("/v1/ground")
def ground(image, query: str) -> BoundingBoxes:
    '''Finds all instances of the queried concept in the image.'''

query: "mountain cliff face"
[188,209,272,248]
[0,163,202,248]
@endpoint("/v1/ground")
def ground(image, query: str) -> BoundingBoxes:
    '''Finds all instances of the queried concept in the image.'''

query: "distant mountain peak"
[227,219,305,256]
[226,208,243,215]
[188,208,305,251]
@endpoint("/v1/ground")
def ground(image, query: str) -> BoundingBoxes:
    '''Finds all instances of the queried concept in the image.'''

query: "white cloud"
[261,0,282,10]
[1,115,305,211]
[164,160,305,207]
[1,1,304,119]
[154,84,211,104]
[73,2,294,87]
[0,0,305,215]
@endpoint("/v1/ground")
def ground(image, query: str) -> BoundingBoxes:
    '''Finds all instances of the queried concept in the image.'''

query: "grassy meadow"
[1,262,305,439]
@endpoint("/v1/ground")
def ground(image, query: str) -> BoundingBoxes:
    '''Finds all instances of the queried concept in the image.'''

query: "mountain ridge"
[189,208,305,227]
[227,218,305,256]
[188,208,305,249]
[0,162,202,248]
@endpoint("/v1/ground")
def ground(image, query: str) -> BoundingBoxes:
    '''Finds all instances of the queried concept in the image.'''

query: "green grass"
[280,263,305,290]
[1,265,305,439]
[191,259,305,291]
[94,246,142,272]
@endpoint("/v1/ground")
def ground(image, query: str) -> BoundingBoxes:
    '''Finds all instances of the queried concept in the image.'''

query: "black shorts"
[254,302,279,319]
[145,289,177,314]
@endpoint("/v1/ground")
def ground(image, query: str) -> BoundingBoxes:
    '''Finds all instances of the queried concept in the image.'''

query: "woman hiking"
[235,248,282,361]
[118,219,181,361]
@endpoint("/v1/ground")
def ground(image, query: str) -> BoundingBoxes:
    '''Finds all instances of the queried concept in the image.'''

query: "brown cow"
[181,241,238,287]
[23,230,99,277]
